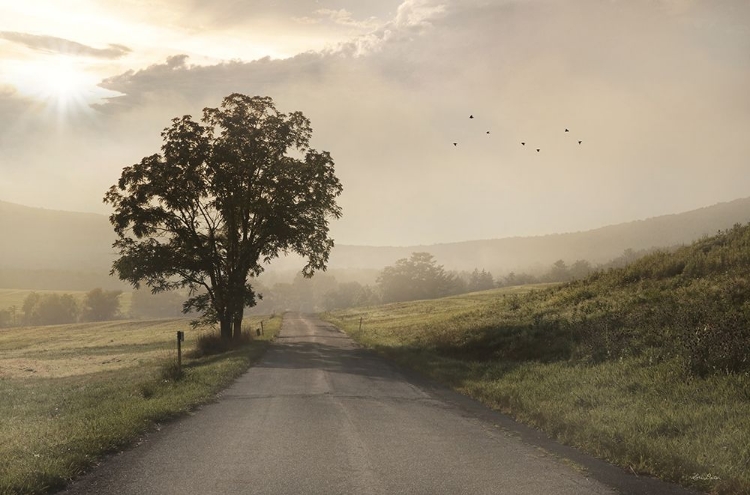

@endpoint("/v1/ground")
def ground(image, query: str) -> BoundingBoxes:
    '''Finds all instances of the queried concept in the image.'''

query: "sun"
[39,62,90,102]
[6,58,109,117]
[29,60,94,112]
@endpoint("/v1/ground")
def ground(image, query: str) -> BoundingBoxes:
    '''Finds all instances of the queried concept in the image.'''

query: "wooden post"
[359,317,363,332]
[176,331,183,372]
[260,320,265,335]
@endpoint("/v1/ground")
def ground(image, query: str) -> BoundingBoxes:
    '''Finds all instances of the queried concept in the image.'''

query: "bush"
[189,330,254,358]
[677,309,750,377]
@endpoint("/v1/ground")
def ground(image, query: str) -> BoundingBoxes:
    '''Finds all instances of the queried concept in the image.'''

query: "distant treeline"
[245,246,663,313]
[0,247,663,326]
[0,288,192,327]
[497,246,665,287]
[0,289,121,327]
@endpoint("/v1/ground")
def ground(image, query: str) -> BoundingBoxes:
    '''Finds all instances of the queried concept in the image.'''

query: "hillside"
[326,222,750,494]
[326,196,750,272]
[2,197,750,289]
[0,201,115,271]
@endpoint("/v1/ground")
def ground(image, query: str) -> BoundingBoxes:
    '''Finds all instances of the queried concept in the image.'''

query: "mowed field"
[0,316,280,495]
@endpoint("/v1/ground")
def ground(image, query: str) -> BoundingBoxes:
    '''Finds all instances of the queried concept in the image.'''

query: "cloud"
[95,52,333,116]
[0,31,131,59]
[94,0,452,108]
[393,0,447,28]
[293,9,379,30]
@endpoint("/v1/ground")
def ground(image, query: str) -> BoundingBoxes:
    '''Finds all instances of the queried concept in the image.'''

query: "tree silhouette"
[467,268,494,292]
[81,288,122,322]
[378,252,461,303]
[22,292,78,325]
[105,94,343,340]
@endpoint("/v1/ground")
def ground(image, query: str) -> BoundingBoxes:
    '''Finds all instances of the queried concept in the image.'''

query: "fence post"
[176,331,184,373]
[359,317,363,332]
[260,320,265,335]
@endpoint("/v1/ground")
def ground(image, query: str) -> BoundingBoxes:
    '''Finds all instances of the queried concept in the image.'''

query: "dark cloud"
[95,51,331,114]
[0,31,131,59]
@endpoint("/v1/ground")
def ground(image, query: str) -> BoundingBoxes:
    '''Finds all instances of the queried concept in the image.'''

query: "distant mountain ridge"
[0,201,115,272]
[325,197,750,273]
[330,198,750,275]
[2,197,750,288]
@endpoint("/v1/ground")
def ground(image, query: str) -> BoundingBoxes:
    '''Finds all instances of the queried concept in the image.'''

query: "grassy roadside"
[323,285,750,495]
[0,315,281,495]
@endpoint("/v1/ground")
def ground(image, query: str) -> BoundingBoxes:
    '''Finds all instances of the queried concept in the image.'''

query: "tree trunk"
[220,316,232,340]
[232,308,244,340]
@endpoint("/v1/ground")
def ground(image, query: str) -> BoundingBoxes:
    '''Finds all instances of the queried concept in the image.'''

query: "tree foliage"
[81,288,122,322]
[466,268,494,292]
[22,292,78,326]
[104,94,343,339]
[377,252,462,303]
[323,281,379,310]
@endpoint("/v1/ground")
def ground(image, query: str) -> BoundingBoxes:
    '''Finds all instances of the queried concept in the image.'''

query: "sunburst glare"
[4,58,119,121]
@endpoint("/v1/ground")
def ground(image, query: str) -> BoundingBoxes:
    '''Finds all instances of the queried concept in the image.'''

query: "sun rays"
[2,57,120,123]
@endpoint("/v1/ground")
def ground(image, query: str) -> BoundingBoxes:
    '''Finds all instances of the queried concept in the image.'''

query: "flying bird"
[469,115,474,119]
[578,140,582,144]
[486,131,490,134]
[521,142,525,146]
[565,128,569,132]
[536,148,540,152]
[453,142,458,146]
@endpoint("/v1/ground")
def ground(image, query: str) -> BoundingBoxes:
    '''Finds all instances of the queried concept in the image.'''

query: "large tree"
[377,252,461,303]
[105,94,343,340]
[81,288,122,322]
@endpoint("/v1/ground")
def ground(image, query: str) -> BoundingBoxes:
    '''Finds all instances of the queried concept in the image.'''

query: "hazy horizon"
[1,0,748,246]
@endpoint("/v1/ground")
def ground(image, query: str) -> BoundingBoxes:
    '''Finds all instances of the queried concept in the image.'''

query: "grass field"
[0,315,281,495]
[325,281,750,495]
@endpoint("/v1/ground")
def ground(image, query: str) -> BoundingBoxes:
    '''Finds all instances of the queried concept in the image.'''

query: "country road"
[61,313,699,495]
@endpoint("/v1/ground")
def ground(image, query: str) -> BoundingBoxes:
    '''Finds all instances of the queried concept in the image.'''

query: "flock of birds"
[452,114,583,152]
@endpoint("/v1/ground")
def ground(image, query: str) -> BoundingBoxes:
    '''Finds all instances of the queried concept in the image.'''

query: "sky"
[0,0,748,246]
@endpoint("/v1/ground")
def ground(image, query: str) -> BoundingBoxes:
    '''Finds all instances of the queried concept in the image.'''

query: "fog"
[1,0,749,246]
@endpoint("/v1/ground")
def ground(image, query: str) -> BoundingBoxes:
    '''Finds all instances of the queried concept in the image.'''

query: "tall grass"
[0,316,280,495]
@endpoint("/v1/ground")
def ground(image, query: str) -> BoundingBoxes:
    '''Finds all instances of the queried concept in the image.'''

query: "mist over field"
[2,197,750,292]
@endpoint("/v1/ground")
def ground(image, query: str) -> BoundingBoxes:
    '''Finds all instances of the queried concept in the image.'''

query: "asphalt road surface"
[61,313,699,495]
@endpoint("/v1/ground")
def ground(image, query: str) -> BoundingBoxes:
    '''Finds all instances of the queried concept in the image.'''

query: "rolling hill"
[2,196,750,289]
[324,196,750,273]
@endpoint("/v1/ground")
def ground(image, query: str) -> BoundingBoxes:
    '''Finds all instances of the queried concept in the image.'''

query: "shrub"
[189,330,254,358]
[677,309,750,377]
